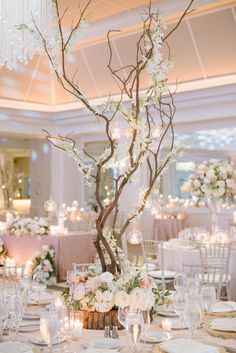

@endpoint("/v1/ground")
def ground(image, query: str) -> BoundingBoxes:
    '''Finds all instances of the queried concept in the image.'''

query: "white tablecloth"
[163,243,236,300]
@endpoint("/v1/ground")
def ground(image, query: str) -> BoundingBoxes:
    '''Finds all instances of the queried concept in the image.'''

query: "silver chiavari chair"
[199,242,231,300]
[141,240,175,289]
[72,262,96,273]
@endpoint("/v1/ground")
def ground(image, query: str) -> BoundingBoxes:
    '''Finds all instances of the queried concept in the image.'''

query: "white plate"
[141,331,170,343]
[170,320,188,330]
[158,310,178,317]
[86,338,119,349]
[23,312,40,320]
[30,336,65,346]
[19,323,40,332]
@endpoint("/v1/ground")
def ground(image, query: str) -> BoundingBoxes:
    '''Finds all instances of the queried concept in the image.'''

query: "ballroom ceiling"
[0,0,235,107]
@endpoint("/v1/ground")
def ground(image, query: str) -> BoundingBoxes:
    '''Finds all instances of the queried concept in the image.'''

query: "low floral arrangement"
[32,245,57,285]
[7,216,50,238]
[182,159,236,200]
[64,268,169,313]
[0,239,7,266]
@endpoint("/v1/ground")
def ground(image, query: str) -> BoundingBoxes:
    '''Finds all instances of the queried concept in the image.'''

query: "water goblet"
[40,310,59,352]
[118,306,130,329]
[32,271,47,303]
[201,286,216,314]
[126,311,143,352]
[174,273,187,292]
[184,296,202,338]
[173,291,186,329]
[11,299,23,339]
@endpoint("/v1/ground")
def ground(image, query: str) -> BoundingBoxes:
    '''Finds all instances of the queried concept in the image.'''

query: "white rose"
[204,178,210,184]
[74,284,86,300]
[217,180,225,189]
[193,179,201,188]
[220,169,227,179]
[99,272,114,283]
[95,290,113,303]
[95,302,113,313]
[114,290,130,307]
[206,169,216,181]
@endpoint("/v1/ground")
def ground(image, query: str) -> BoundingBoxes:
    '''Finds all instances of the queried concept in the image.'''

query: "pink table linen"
[154,218,186,241]
[163,244,236,300]
[0,232,96,281]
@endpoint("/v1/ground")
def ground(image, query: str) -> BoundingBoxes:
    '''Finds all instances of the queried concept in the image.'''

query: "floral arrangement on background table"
[182,159,236,200]
[6,216,50,238]
[32,245,57,285]
[182,159,236,234]
[0,238,7,266]
[64,268,169,329]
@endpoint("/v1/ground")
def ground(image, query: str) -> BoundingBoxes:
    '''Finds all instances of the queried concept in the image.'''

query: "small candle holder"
[162,319,172,332]
[71,311,83,340]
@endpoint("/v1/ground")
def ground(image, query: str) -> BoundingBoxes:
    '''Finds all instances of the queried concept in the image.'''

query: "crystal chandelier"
[0,0,52,70]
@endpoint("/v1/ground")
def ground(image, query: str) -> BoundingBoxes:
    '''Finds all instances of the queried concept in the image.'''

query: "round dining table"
[163,241,236,301]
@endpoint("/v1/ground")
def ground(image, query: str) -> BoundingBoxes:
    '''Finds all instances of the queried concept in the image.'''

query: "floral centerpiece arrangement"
[32,245,57,285]
[64,268,169,329]
[7,216,49,238]
[182,159,236,200]
[20,0,194,329]
[0,239,7,266]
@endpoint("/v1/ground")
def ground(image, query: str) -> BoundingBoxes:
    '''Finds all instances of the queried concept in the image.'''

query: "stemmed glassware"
[31,271,47,304]
[201,286,216,314]
[174,273,187,292]
[118,306,130,329]
[0,301,9,342]
[184,295,202,338]
[126,311,143,352]
[173,291,186,329]
[40,310,59,352]
[11,298,23,339]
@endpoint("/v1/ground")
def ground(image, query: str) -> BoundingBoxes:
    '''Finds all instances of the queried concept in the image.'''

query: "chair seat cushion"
[199,273,231,283]
[148,270,176,279]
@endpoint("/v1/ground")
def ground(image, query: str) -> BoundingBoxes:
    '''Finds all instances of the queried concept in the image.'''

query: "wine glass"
[184,296,202,338]
[141,310,151,344]
[174,273,187,292]
[0,301,8,342]
[126,311,143,352]
[32,271,47,303]
[173,292,186,329]
[201,286,216,314]
[186,273,201,295]
[40,311,59,352]
[118,306,130,329]
[11,299,23,339]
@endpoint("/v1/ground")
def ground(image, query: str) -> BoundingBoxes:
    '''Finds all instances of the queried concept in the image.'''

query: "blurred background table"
[154,216,186,241]
[0,232,96,281]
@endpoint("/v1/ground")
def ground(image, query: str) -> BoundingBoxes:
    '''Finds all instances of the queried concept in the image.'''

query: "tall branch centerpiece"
[25,0,193,275]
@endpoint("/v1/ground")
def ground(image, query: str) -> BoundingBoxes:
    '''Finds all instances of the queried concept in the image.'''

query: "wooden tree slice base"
[81,309,123,330]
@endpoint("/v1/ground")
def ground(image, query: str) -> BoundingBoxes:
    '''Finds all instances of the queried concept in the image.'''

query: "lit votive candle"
[162,319,172,331]
[72,320,83,340]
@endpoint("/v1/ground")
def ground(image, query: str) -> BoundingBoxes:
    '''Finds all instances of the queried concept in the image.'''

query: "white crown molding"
[0,78,235,138]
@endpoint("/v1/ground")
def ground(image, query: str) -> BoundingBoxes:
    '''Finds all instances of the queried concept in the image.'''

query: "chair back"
[141,240,166,288]
[199,242,231,272]
[72,262,95,273]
